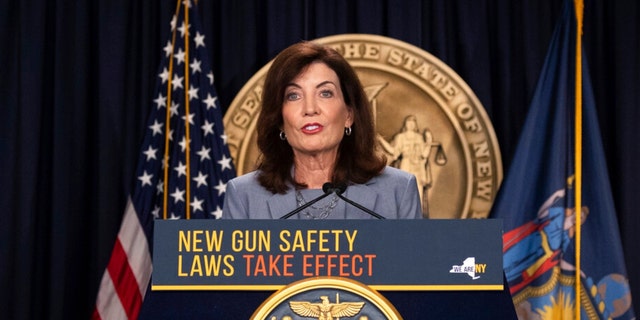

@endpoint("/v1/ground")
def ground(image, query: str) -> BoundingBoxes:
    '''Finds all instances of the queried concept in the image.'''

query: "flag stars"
[203,93,217,109]
[191,196,204,213]
[194,31,205,48]
[149,120,163,136]
[214,180,226,196]
[193,171,208,187]
[170,187,185,204]
[197,146,211,161]
[179,137,191,152]
[174,48,186,65]
[181,112,195,125]
[201,120,214,136]
[188,85,199,101]
[161,155,170,170]
[131,14,235,232]
[158,67,170,84]
[170,103,180,117]
[164,40,173,57]
[211,206,223,219]
[190,58,201,74]
[143,145,158,161]
[152,206,161,219]
[156,181,164,195]
[138,170,153,187]
[170,16,177,31]
[154,92,166,109]
[218,155,233,171]
[174,161,187,177]
[178,21,190,38]
[172,74,184,90]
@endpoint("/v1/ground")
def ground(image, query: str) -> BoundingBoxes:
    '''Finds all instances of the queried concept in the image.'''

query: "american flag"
[92,1,236,319]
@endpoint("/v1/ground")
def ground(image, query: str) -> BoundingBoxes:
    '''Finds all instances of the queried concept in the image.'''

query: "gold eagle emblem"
[289,295,365,320]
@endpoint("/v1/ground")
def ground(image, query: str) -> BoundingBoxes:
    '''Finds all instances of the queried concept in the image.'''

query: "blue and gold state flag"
[92,1,236,319]
[489,1,634,319]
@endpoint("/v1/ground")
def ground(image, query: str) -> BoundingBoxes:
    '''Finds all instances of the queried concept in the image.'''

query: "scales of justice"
[366,83,447,217]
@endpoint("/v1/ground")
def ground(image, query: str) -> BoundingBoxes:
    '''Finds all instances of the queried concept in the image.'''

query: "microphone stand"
[279,183,335,219]
[334,183,386,220]
[279,182,386,220]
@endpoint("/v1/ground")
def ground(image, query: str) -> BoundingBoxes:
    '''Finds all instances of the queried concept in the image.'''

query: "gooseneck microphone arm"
[279,182,335,219]
[333,183,386,220]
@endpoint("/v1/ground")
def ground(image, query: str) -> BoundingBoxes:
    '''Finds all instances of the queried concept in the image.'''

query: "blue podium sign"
[151,219,503,291]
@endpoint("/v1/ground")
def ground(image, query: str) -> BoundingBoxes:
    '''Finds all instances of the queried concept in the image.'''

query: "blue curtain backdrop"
[1,0,638,319]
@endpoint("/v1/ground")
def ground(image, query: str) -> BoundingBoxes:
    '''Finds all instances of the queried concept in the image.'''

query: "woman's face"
[281,61,353,158]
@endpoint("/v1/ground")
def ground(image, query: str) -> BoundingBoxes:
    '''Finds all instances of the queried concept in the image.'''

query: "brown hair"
[256,41,386,193]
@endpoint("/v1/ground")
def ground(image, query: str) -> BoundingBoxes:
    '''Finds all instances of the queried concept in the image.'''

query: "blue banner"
[152,219,503,291]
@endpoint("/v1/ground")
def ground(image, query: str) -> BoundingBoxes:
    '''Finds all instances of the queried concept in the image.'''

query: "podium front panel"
[152,219,504,291]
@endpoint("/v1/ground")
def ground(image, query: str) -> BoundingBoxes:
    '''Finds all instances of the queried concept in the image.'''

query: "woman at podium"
[222,41,422,220]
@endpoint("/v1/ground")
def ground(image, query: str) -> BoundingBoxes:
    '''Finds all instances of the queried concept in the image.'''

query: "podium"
[139,219,517,319]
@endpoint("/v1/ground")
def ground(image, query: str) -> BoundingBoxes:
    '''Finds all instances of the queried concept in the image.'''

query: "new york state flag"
[490,1,634,319]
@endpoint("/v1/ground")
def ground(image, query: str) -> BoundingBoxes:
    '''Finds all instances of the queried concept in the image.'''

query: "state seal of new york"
[223,34,502,219]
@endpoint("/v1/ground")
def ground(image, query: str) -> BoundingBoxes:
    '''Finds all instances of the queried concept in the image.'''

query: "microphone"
[333,183,386,220]
[279,182,335,219]
[322,182,345,194]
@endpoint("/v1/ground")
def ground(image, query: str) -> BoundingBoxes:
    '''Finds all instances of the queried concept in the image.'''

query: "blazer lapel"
[343,183,378,217]
[266,191,297,219]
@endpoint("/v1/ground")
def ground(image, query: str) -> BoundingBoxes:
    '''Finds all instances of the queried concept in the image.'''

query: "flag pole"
[573,0,584,319]
[183,0,192,219]
[163,0,183,220]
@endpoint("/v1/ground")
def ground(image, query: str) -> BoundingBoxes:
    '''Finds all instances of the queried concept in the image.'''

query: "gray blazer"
[222,166,422,219]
